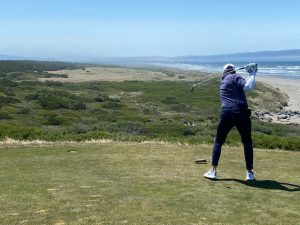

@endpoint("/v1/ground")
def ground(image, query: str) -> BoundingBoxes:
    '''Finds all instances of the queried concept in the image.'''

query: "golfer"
[204,63,257,181]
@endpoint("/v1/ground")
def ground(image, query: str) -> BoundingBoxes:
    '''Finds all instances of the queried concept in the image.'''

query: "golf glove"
[245,63,258,75]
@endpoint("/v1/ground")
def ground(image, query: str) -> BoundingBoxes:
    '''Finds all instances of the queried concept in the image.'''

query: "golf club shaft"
[191,67,244,90]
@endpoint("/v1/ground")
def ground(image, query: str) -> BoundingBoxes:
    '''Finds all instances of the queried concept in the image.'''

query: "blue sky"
[0,0,300,60]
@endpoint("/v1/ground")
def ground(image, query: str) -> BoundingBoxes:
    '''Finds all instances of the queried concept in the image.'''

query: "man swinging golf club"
[204,63,258,181]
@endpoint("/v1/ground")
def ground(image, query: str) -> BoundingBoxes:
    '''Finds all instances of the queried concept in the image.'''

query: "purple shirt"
[220,73,248,109]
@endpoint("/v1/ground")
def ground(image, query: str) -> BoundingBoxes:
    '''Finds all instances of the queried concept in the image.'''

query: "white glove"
[245,63,258,75]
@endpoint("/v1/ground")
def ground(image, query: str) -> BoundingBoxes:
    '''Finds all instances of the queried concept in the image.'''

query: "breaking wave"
[152,62,300,78]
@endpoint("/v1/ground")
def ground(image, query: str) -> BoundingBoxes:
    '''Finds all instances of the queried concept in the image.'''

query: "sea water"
[152,61,300,79]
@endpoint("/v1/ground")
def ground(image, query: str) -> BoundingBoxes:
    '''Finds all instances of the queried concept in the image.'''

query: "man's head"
[223,63,236,74]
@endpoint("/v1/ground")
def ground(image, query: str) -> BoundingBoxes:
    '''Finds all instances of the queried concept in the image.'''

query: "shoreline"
[256,75,300,124]
[257,76,300,112]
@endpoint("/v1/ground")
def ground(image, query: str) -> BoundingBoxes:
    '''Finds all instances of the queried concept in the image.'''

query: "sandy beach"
[257,76,300,111]
[257,76,300,124]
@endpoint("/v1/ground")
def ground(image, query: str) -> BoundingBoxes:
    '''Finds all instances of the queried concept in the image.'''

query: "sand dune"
[42,67,210,83]
[257,76,300,112]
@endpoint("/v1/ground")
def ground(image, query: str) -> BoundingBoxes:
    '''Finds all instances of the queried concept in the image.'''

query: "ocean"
[152,61,300,79]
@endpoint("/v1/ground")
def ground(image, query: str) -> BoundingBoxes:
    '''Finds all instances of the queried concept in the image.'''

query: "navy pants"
[212,108,253,170]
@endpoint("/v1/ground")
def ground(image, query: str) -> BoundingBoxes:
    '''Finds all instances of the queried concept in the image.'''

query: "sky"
[0,0,300,61]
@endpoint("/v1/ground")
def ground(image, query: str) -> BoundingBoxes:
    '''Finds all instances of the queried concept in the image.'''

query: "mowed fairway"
[0,143,299,225]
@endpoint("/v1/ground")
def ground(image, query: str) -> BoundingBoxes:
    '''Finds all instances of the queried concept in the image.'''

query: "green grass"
[0,143,299,224]
[0,63,299,150]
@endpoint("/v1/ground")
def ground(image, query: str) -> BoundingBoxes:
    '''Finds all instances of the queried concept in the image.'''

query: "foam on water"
[152,62,300,79]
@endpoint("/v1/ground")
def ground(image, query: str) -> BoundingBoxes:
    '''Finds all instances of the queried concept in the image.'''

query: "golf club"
[190,63,257,92]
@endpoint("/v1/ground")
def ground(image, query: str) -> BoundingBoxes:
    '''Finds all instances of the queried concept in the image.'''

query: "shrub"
[0,79,18,87]
[0,122,44,140]
[253,123,273,135]
[183,126,199,136]
[70,102,87,110]
[120,122,148,135]
[0,112,12,120]
[162,96,178,104]
[38,95,69,109]
[0,60,84,73]
[89,108,109,114]
[103,100,123,109]
[87,83,102,90]
[25,93,39,101]
[43,114,67,125]
[0,87,15,96]
[27,90,86,110]
[69,124,92,134]
[16,108,30,114]
[95,93,109,102]
[45,81,63,86]
[0,96,20,105]
[44,73,68,78]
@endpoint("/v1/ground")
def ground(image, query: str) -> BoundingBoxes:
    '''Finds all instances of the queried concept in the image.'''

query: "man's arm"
[243,72,256,91]
[243,63,258,91]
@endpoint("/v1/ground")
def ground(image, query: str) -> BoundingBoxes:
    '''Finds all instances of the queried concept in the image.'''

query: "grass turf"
[0,143,299,224]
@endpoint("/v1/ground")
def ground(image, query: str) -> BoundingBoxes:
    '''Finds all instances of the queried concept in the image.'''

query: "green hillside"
[0,61,299,150]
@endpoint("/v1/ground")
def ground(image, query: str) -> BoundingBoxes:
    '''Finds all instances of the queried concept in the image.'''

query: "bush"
[0,60,84,73]
[183,126,199,136]
[45,81,63,86]
[120,122,148,135]
[44,73,68,78]
[0,79,18,87]
[69,124,92,134]
[0,96,20,105]
[103,100,123,109]
[252,133,300,151]
[0,112,12,120]
[162,96,178,104]
[43,114,67,125]
[25,93,39,101]
[89,108,109,114]
[27,90,86,110]
[0,122,44,140]
[0,87,15,96]
[70,102,87,110]
[95,93,109,102]
[16,108,30,114]
[38,95,69,109]
[253,123,273,135]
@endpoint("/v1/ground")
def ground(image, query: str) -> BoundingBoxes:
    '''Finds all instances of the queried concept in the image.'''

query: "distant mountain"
[0,54,57,61]
[91,49,300,66]
[0,54,28,60]
[2,49,300,64]
[174,49,300,62]
[90,56,171,65]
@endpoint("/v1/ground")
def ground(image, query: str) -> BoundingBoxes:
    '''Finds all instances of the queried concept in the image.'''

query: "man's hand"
[245,63,258,75]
